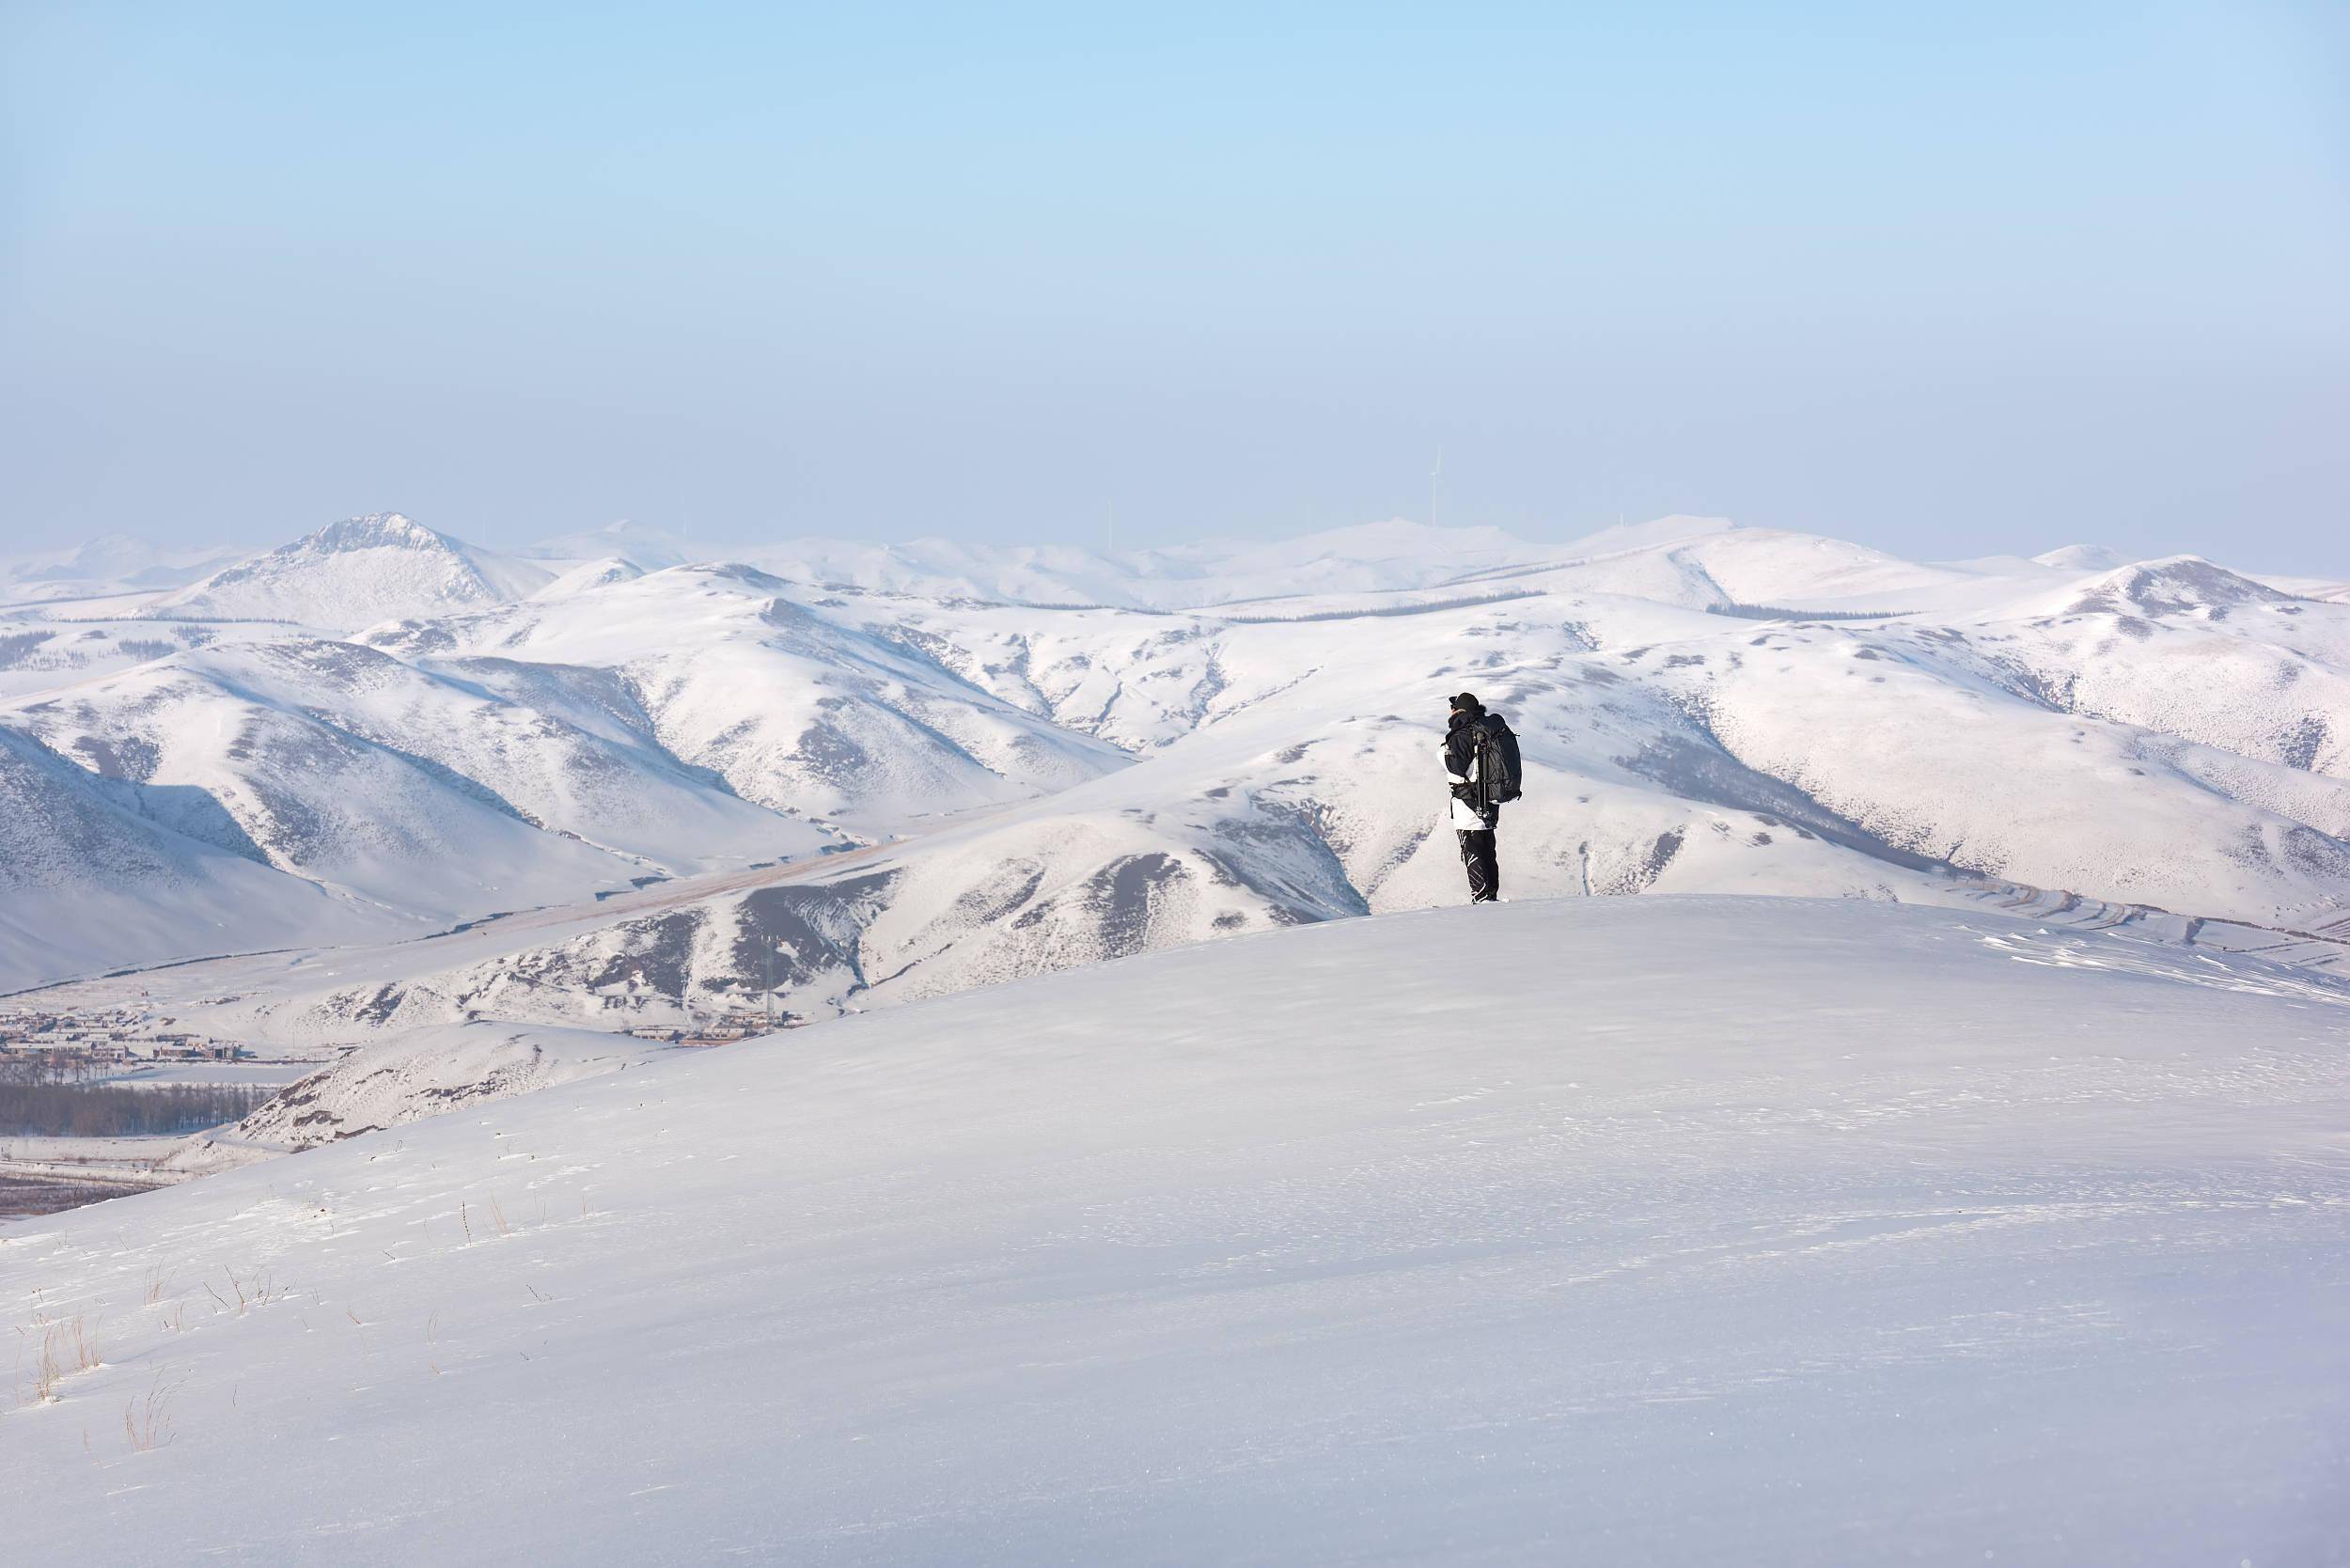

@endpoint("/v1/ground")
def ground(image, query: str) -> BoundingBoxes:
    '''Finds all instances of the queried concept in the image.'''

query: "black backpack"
[1476,713,1523,806]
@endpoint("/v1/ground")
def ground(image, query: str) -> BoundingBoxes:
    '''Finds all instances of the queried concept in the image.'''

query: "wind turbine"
[1430,446,1443,530]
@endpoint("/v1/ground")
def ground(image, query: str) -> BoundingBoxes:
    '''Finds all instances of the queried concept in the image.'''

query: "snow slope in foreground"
[6,898,2347,1566]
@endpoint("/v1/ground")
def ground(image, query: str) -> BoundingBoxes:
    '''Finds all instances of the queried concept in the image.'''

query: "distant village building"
[0,1009,249,1069]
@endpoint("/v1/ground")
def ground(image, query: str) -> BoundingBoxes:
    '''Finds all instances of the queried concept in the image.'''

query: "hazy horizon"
[16,507,2350,588]
[6,3,2345,572]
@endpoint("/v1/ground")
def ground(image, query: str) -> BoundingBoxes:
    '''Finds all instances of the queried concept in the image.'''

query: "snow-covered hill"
[7,899,2345,1564]
[2032,542,2127,571]
[0,535,251,603]
[717,519,1558,611]
[521,517,1569,611]
[356,562,1131,835]
[0,725,403,986]
[147,514,555,630]
[0,619,241,700]
[6,635,832,922]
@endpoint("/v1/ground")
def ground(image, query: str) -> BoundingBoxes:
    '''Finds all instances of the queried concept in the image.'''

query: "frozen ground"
[5,897,2344,1565]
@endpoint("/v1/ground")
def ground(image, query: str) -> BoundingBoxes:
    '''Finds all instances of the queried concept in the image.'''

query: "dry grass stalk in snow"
[123,1375,176,1452]
[15,1313,99,1406]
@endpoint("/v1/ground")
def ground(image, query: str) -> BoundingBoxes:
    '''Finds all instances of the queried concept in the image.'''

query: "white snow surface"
[5,898,2345,1565]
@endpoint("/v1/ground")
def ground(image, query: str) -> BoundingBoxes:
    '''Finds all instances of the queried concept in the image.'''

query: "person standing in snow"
[1442,691,1520,903]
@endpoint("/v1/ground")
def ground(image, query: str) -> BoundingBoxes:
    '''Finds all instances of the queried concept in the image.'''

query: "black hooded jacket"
[1443,703,1505,819]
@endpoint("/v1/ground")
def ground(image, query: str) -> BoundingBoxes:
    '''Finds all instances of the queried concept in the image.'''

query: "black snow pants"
[1457,828,1499,903]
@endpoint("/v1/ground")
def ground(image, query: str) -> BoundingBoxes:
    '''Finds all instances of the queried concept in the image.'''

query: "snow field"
[5,898,2345,1565]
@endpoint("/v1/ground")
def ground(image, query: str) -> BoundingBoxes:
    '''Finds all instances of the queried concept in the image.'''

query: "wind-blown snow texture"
[5,900,2346,1565]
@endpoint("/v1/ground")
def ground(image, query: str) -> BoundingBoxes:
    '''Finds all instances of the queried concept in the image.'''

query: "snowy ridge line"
[764,580,1153,615]
[0,944,312,1000]
[1705,603,1910,622]
[1206,588,1547,623]
[1419,518,1740,588]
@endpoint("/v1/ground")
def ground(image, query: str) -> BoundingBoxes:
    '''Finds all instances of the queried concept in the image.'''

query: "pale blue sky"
[5,3,2345,569]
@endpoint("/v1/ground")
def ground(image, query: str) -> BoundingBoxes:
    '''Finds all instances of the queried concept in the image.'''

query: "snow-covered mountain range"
[7,510,2349,1023]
